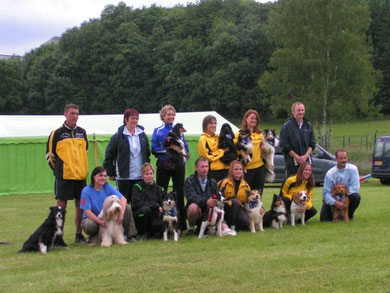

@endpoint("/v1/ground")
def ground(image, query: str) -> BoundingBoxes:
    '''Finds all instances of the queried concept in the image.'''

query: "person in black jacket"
[131,163,164,240]
[103,108,150,203]
[279,102,316,177]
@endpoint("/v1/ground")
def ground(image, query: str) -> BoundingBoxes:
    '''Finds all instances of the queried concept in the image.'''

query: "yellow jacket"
[218,177,250,204]
[198,133,229,171]
[234,131,264,170]
[281,175,314,210]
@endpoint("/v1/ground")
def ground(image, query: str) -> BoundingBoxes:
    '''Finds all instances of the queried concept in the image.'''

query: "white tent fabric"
[0,111,239,137]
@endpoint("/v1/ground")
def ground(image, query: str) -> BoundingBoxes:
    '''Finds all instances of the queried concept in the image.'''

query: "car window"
[312,147,323,158]
[384,141,390,156]
[374,141,384,157]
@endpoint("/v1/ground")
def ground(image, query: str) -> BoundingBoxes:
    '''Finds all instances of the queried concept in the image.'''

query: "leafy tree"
[259,0,379,147]
[0,59,26,113]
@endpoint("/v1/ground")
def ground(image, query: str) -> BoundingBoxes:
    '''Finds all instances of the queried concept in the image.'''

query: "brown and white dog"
[198,193,225,239]
[331,184,350,222]
[91,195,128,247]
[244,189,264,233]
[290,191,308,226]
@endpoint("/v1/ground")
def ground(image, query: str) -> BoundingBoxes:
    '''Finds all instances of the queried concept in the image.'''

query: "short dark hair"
[64,103,79,113]
[195,156,208,167]
[123,108,139,125]
[202,115,216,133]
[335,149,348,158]
[90,166,106,186]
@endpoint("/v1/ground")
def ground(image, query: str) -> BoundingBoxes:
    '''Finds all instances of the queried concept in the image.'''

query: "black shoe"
[137,234,148,241]
[128,236,138,243]
[74,233,87,244]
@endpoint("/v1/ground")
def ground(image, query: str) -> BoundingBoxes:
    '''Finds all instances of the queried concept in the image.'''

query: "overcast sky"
[1,0,274,56]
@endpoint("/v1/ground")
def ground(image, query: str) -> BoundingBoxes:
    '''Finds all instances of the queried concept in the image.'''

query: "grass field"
[1,179,389,292]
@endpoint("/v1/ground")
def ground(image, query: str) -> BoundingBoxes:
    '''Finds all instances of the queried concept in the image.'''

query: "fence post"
[343,136,345,148]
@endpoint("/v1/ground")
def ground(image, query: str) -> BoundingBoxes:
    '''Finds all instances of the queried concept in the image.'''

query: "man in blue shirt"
[320,150,361,221]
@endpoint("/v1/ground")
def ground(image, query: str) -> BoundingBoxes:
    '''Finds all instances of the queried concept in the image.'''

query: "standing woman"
[197,115,229,182]
[235,109,266,191]
[103,108,150,203]
[281,161,317,222]
[218,160,250,232]
[151,104,189,231]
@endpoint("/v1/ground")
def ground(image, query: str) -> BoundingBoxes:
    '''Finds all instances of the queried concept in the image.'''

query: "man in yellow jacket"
[46,104,89,243]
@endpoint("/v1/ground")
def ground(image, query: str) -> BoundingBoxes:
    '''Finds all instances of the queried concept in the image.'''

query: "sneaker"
[184,229,196,237]
[222,229,237,237]
[74,233,87,243]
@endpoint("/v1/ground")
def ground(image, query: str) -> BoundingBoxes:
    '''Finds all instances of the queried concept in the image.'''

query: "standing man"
[46,104,89,243]
[320,150,361,221]
[279,102,316,177]
[184,157,236,237]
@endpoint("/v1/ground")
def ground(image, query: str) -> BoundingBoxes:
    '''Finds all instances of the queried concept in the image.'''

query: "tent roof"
[0,111,238,138]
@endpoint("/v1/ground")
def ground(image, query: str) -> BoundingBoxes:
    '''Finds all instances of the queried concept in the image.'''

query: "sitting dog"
[290,191,308,226]
[162,192,179,242]
[331,184,350,222]
[244,189,264,233]
[163,123,188,168]
[263,194,288,229]
[264,129,279,147]
[19,206,67,254]
[198,192,225,238]
[236,129,253,166]
[91,195,127,247]
[218,123,238,165]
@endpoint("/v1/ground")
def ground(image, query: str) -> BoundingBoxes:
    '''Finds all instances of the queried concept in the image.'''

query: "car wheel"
[380,178,390,185]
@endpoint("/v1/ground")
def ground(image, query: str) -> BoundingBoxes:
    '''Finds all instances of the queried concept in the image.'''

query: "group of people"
[45,102,361,243]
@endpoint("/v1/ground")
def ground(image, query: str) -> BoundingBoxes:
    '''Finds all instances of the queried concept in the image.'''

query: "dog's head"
[247,189,262,203]
[292,191,308,204]
[331,184,349,197]
[271,194,285,209]
[102,195,122,221]
[50,206,66,220]
[239,129,251,140]
[219,123,235,140]
[162,192,177,211]
[172,123,186,136]
[264,129,276,140]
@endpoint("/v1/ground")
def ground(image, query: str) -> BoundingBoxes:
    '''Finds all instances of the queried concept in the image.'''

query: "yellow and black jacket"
[46,123,88,180]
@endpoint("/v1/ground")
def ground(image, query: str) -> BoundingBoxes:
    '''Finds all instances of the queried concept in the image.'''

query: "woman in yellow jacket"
[281,162,317,222]
[235,109,266,191]
[218,160,250,231]
[198,115,229,182]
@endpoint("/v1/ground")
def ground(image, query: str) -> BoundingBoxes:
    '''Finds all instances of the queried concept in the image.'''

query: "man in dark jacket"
[184,157,220,236]
[279,102,316,177]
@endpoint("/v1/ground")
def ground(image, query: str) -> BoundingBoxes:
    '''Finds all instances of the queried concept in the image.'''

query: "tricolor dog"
[290,191,308,226]
[198,192,225,238]
[236,129,253,166]
[245,189,264,233]
[162,192,179,242]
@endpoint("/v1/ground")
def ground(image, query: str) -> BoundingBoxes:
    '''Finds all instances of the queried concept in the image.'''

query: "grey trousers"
[81,205,137,238]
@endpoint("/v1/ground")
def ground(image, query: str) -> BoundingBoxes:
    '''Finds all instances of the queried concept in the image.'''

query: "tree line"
[0,0,389,124]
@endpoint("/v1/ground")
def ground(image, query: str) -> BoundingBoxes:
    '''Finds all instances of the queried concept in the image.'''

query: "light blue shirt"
[322,163,360,205]
[122,126,143,180]
[198,177,208,192]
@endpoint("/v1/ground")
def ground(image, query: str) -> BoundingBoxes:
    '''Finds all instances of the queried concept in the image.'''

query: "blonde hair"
[227,160,244,182]
[159,104,176,121]
[141,163,154,176]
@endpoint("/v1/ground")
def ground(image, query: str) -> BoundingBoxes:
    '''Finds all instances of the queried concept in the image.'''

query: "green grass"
[1,180,390,292]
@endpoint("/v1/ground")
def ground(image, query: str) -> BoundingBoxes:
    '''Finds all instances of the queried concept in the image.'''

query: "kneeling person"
[80,166,137,242]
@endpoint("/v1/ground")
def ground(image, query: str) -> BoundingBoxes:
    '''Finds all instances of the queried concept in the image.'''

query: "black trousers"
[282,197,317,223]
[224,199,249,230]
[133,206,163,236]
[320,193,361,221]
[117,179,141,204]
[245,165,266,191]
[209,169,228,183]
[156,160,187,230]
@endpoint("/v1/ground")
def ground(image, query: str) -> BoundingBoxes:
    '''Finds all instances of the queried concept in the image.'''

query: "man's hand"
[207,198,217,207]
[334,201,346,209]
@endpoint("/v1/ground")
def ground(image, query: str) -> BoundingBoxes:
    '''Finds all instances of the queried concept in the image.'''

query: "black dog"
[163,123,188,168]
[218,123,238,165]
[19,206,67,254]
[162,192,179,241]
[263,194,288,229]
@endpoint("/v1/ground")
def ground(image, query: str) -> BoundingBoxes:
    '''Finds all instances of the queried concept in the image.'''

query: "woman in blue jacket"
[151,104,189,231]
[103,108,150,203]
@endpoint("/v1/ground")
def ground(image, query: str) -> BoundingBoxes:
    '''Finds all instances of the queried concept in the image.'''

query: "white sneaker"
[222,228,237,237]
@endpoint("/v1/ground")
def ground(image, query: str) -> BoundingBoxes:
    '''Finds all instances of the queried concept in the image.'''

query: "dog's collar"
[248,201,259,209]
[165,207,177,217]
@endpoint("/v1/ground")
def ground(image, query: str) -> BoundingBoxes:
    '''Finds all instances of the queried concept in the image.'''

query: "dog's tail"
[265,171,275,183]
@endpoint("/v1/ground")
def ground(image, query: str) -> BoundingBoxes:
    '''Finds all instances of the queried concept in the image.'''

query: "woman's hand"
[158,206,163,216]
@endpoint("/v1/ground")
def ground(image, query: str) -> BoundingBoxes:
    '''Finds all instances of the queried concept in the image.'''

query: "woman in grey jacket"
[103,108,150,202]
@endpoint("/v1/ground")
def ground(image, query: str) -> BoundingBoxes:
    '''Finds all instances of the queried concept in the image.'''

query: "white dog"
[198,194,225,239]
[92,195,127,247]
[245,189,264,233]
[290,191,308,226]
